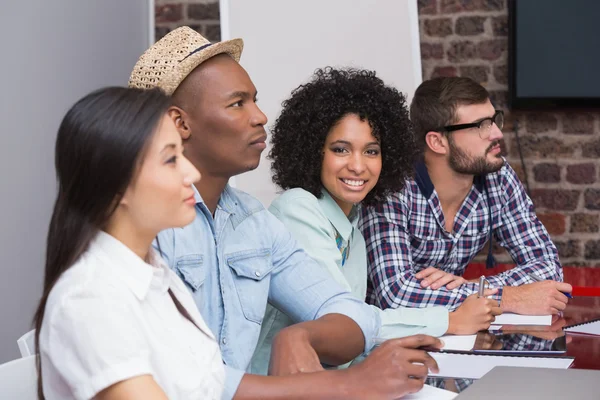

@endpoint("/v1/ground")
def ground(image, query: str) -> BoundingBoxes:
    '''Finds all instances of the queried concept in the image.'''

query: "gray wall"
[0,0,152,363]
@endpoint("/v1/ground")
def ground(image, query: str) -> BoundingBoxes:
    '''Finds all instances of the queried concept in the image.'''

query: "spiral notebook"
[565,318,600,336]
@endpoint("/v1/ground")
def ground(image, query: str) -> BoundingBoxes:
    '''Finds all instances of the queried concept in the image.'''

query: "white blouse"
[39,231,225,400]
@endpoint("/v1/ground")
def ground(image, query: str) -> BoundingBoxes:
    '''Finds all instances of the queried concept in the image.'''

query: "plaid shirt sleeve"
[361,192,479,311]
[484,163,563,289]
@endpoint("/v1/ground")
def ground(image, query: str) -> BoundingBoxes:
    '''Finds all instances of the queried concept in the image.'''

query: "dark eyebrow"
[225,90,258,101]
[470,113,495,124]
[160,143,177,154]
[330,140,351,146]
[329,140,380,147]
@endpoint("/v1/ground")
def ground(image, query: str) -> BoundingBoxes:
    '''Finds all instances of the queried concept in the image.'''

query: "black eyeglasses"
[437,110,504,139]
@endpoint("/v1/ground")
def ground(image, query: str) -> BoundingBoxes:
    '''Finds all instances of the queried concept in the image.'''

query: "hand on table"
[447,290,503,334]
[501,281,573,315]
[343,335,442,400]
[416,267,466,290]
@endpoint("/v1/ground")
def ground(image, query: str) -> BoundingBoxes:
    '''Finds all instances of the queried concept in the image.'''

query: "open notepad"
[428,352,574,379]
[565,319,600,336]
[404,384,457,400]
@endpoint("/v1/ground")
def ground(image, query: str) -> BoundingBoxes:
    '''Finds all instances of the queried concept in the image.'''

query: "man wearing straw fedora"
[129,27,442,399]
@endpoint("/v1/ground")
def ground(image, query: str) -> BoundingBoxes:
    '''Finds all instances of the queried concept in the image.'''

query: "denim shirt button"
[222,337,227,345]
[254,271,261,277]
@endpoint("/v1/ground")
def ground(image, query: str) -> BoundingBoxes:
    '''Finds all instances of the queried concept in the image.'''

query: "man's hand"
[447,290,502,334]
[268,326,324,376]
[474,332,503,351]
[501,281,573,315]
[343,335,442,400]
[416,267,467,290]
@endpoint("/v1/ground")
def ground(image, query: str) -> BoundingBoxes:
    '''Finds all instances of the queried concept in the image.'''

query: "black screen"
[510,0,600,108]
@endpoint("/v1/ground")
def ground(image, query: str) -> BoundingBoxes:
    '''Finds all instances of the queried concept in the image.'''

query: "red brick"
[509,136,574,159]
[419,0,438,15]
[456,16,486,36]
[533,163,561,183]
[531,189,580,211]
[492,16,508,36]
[562,113,595,135]
[570,213,599,233]
[477,39,508,61]
[584,240,600,259]
[431,66,458,78]
[204,24,221,42]
[582,139,600,158]
[537,213,566,235]
[440,0,504,13]
[188,3,220,20]
[489,90,508,109]
[421,43,444,60]
[525,112,558,133]
[447,41,477,63]
[155,4,182,23]
[584,189,600,210]
[459,65,489,83]
[424,18,453,37]
[493,65,507,85]
[566,163,596,184]
[555,240,581,259]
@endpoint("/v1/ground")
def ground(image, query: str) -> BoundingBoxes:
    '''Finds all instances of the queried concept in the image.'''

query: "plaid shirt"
[360,159,563,311]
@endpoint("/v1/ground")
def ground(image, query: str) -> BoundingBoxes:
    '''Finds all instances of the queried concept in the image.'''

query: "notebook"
[491,313,551,326]
[428,352,574,379]
[404,384,457,400]
[565,318,600,336]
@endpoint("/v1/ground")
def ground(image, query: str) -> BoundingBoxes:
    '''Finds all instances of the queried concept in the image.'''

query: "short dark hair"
[269,67,418,207]
[410,77,490,146]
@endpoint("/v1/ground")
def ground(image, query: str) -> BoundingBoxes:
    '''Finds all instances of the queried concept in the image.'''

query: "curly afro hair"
[268,67,418,207]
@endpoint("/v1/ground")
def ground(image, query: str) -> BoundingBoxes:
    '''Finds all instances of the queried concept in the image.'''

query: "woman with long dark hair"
[33,87,224,399]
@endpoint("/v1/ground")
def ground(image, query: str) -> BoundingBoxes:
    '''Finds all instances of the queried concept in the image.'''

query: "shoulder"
[270,188,320,212]
[44,251,133,326]
[226,186,266,213]
[270,189,328,225]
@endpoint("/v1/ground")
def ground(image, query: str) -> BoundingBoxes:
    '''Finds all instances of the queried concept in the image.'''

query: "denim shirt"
[155,185,380,400]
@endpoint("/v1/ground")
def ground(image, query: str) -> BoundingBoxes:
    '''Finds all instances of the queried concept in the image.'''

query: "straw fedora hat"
[129,26,243,95]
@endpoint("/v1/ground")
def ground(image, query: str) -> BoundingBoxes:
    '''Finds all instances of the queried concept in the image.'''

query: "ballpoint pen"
[528,273,573,298]
[478,275,487,298]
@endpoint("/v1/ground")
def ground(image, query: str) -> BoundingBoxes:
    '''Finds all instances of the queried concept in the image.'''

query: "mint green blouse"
[248,188,449,375]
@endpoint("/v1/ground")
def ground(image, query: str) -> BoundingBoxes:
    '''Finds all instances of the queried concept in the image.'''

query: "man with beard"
[360,77,571,316]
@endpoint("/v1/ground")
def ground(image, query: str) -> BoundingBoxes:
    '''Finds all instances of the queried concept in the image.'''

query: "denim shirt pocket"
[175,254,205,292]
[226,248,273,324]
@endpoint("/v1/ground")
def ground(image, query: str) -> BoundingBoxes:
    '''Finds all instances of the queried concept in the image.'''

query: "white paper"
[491,313,551,326]
[439,334,477,351]
[404,384,457,400]
[428,352,573,379]
[565,320,600,336]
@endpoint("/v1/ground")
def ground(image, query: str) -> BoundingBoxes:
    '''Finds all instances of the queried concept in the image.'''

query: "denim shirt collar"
[317,188,359,242]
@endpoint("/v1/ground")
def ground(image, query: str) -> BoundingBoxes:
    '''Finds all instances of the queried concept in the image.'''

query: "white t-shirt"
[39,231,225,400]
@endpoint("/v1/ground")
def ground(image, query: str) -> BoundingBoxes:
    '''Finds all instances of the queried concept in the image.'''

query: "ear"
[425,131,449,155]
[167,106,192,140]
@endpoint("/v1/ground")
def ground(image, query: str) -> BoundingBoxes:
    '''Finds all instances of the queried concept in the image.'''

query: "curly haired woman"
[249,68,500,375]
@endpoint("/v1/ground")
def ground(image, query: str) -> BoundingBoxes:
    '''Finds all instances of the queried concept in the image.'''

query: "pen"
[528,273,573,298]
[478,275,487,298]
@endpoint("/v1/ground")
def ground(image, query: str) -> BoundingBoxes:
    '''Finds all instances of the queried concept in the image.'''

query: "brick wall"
[155,0,600,266]
[155,0,220,42]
